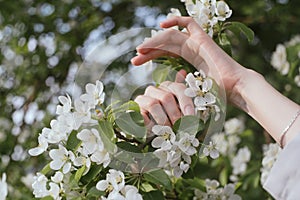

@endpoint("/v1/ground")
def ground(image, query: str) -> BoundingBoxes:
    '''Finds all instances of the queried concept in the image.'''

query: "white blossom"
[80,80,105,109]
[193,179,241,200]
[184,71,220,121]
[49,145,75,174]
[183,0,232,37]
[41,119,69,144]
[231,147,251,176]
[260,143,281,185]
[21,173,35,189]
[215,1,232,21]
[177,132,199,156]
[221,184,242,200]
[77,129,103,155]
[90,149,111,168]
[51,171,64,183]
[224,118,245,135]
[28,134,48,156]
[202,141,219,159]
[271,44,289,75]
[0,173,8,200]
[121,185,143,200]
[32,175,61,200]
[151,125,176,150]
[73,99,95,126]
[56,94,72,115]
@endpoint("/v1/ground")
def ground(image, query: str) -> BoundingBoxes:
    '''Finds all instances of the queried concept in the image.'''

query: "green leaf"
[41,163,52,175]
[173,115,204,136]
[98,121,116,153]
[226,21,254,43]
[219,167,228,186]
[81,164,103,184]
[40,196,54,200]
[117,141,142,153]
[75,165,86,183]
[218,33,232,56]
[182,178,206,190]
[142,190,165,200]
[152,64,176,85]
[143,169,172,191]
[66,130,81,151]
[115,112,146,140]
[87,186,106,198]
[109,101,141,120]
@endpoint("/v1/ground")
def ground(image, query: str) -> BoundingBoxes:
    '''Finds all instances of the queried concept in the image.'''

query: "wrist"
[228,68,262,112]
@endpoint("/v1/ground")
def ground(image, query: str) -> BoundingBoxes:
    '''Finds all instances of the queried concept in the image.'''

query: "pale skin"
[131,16,300,148]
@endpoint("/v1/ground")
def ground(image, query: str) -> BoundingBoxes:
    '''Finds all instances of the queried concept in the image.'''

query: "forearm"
[235,69,300,147]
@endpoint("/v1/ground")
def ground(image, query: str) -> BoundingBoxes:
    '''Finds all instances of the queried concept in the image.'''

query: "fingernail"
[184,105,195,115]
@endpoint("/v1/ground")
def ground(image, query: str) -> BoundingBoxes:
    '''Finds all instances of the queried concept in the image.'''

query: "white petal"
[63,162,72,174]
[151,125,164,135]
[184,88,197,97]
[151,137,165,148]
[210,149,220,159]
[51,171,64,183]
[202,79,213,92]
[204,93,216,104]
[50,160,64,170]
[194,96,206,107]
[85,83,96,95]
[28,146,46,156]
[96,180,109,191]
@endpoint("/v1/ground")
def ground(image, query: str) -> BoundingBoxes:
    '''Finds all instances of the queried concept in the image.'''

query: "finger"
[144,86,182,124]
[175,69,187,83]
[160,16,204,34]
[141,110,155,130]
[135,95,171,126]
[136,29,188,55]
[160,81,195,116]
[131,48,179,66]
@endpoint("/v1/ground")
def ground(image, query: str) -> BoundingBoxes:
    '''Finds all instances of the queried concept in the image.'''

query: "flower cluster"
[32,172,63,199]
[210,117,252,182]
[29,80,105,157]
[184,71,220,122]
[230,147,251,181]
[151,125,200,177]
[271,35,300,86]
[182,0,232,36]
[211,117,244,156]
[29,80,115,199]
[96,169,142,200]
[193,179,241,200]
[260,143,281,185]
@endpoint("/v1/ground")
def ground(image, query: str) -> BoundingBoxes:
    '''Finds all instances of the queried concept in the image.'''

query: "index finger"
[160,16,204,35]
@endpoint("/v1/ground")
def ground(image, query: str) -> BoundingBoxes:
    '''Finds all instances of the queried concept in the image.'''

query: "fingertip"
[184,104,195,116]
[130,57,139,66]
[175,69,187,83]
[137,48,151,54]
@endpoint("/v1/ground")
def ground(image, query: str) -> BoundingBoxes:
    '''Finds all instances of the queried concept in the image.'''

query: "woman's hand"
[131,16,248,107]
[134,70,194,129]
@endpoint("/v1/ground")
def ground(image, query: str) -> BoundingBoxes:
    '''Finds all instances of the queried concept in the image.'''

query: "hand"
[134,70,194,129]
[131,16,248,106]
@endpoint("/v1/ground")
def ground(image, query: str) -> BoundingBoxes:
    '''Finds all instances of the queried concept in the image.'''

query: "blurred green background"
[1,0,300,199]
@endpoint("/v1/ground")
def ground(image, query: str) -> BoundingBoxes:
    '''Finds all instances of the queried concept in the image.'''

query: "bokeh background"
[1,0,300,199]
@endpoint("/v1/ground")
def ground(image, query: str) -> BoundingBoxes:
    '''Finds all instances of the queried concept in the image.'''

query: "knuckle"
[147,99,160,109]
[134,95,144,103]
[161,92,174,103]
[145,85,156,95]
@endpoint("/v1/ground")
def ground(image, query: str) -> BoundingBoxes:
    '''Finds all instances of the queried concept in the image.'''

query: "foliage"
[0,0,300,199]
